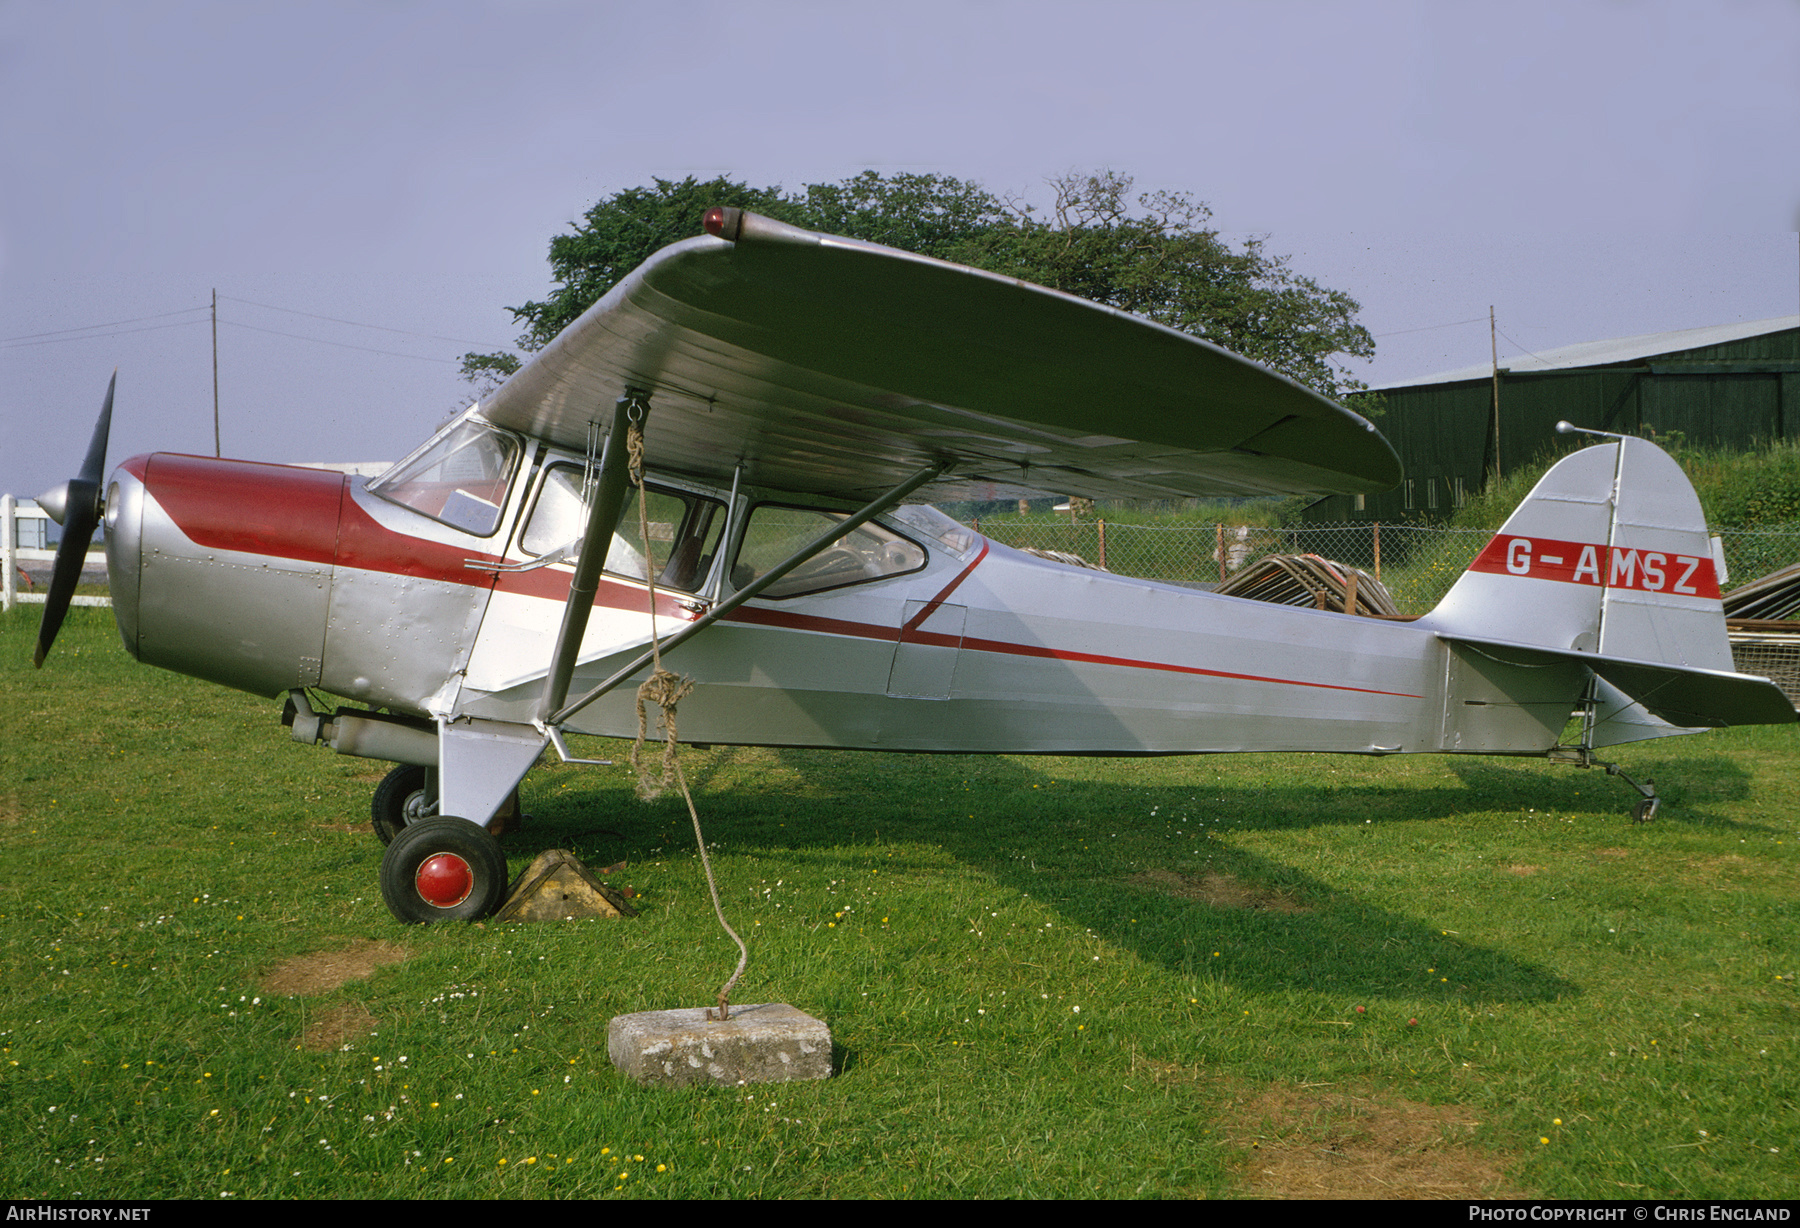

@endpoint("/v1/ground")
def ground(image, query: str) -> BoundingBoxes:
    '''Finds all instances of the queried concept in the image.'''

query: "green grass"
[3,606,1797,1198]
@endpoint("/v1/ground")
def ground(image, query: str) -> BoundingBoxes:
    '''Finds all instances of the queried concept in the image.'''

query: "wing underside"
[481,215,1400,503]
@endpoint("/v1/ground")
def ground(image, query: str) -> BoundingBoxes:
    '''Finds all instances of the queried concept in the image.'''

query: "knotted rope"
[623,418,747,1019]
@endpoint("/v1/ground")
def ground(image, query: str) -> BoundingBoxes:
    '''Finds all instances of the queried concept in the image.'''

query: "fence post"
[1096,519,1106,570]
[1215,523,1225,581]
[3,494,14,612]
[1373,522,1381,582]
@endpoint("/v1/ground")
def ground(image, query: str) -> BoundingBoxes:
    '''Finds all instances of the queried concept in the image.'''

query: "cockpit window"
[522,464,726,594]
[369,420,519,537]
[733,505,926,598]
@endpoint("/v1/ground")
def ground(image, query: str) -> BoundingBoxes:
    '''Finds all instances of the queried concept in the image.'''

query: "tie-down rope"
[624,418,748,1020]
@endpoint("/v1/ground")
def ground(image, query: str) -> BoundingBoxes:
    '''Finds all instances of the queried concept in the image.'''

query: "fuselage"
[100,421,1575,761]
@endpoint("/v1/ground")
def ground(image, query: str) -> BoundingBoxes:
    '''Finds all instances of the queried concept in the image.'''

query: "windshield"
[368,420,519,537]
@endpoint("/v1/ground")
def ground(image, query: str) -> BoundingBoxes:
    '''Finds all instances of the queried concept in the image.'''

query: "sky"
[3,0,1798,503]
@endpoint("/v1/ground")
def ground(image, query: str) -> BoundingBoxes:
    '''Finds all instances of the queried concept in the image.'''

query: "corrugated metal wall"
[1309,324,1800,522]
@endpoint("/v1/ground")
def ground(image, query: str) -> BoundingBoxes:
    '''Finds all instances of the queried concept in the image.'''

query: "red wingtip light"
[703,205,743,241]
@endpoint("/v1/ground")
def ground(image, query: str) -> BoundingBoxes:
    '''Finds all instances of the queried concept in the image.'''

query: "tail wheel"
[371,764,436,845]
[380,817,507,924]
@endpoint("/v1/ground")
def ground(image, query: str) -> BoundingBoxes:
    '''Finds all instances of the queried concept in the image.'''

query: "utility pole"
[1489,306,1501,484]
[212,289,221,457]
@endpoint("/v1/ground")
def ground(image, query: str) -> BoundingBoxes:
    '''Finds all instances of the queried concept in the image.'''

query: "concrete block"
[608,1003,832,1087]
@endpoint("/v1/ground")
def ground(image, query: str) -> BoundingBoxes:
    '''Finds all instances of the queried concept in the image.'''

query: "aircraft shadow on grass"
[517,747,1624,1005]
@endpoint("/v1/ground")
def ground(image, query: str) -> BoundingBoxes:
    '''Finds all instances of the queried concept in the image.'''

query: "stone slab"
[608,1003,832,1087]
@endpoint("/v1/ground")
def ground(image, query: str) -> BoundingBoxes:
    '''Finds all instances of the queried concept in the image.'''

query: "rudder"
[1422,434,1729,672]
[1418,430,1790,742]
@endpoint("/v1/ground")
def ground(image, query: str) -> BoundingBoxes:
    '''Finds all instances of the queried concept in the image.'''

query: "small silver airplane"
[33,207,1796,923]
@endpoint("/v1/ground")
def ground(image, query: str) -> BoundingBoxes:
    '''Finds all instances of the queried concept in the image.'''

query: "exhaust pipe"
[282,690,437,767]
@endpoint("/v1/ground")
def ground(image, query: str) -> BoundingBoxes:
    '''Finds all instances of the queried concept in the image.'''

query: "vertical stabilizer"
[1422,436,1728,671]
[1419,434,1788,744]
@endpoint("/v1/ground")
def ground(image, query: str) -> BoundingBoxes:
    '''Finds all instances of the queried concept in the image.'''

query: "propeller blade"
[33,372,115,668]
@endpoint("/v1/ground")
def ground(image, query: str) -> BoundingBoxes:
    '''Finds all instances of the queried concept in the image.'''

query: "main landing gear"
[371,764,436,845]
[379,816,508,924]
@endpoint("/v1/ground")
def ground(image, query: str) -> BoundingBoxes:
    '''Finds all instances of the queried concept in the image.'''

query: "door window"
[733,506,926,598]
[521,465,725,594]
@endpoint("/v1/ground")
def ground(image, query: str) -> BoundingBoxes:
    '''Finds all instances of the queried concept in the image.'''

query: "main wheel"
[380,817,508,923]
[371,764,436,845]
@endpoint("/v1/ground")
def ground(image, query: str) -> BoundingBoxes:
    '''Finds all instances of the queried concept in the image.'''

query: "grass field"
[3,605,1796,1199]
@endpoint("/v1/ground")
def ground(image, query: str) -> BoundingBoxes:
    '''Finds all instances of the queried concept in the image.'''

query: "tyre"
[371,764,435,845]
[379,816,508,923]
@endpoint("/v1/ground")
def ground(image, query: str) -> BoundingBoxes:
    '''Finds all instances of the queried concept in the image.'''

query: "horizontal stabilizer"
[1440,634,1796,729]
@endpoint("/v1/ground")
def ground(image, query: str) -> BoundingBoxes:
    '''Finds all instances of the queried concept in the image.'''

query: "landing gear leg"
[1548,745,1659,822]
[1610,764,1660,823]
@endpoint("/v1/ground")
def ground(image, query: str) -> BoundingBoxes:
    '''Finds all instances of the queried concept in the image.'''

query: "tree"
[790,170,1011,259]
[462,170,1375,402]
[460,176,792,391]
[459,172,1009,395]
[947,172,1373,399]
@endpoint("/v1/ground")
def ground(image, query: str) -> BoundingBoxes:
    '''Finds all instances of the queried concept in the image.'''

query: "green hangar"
[1309,314,1800,523]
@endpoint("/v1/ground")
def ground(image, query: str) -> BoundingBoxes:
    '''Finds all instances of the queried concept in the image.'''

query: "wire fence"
[972,519,1800,616]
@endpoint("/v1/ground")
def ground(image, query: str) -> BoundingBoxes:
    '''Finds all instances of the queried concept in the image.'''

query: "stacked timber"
[1214,554,1399,617]
[1723,560,1800,620]
[1721,561,1800,706]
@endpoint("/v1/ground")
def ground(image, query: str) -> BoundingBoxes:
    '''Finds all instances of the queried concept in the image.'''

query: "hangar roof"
[1380,313,1800,390]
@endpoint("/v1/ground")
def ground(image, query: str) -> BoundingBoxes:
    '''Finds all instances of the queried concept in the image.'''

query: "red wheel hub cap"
[415,853,474,908]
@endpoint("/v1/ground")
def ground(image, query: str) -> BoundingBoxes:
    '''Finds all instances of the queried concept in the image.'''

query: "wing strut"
[539,390,646,723]
[545,457,950,732]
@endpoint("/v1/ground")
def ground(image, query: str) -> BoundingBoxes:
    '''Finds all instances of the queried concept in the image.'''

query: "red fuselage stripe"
[145,454,346,565]
[139,453,691,619]
[136,454,1418,698]
[903,540,990,632]
[723,604,1420,698]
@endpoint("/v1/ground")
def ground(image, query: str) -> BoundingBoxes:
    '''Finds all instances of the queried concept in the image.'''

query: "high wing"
[480,210,1400,503]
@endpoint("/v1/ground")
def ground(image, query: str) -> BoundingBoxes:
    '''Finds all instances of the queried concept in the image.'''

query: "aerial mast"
[211,288,221,458]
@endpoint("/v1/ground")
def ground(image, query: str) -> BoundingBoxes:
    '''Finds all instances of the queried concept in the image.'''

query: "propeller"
[33,372,115,668]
